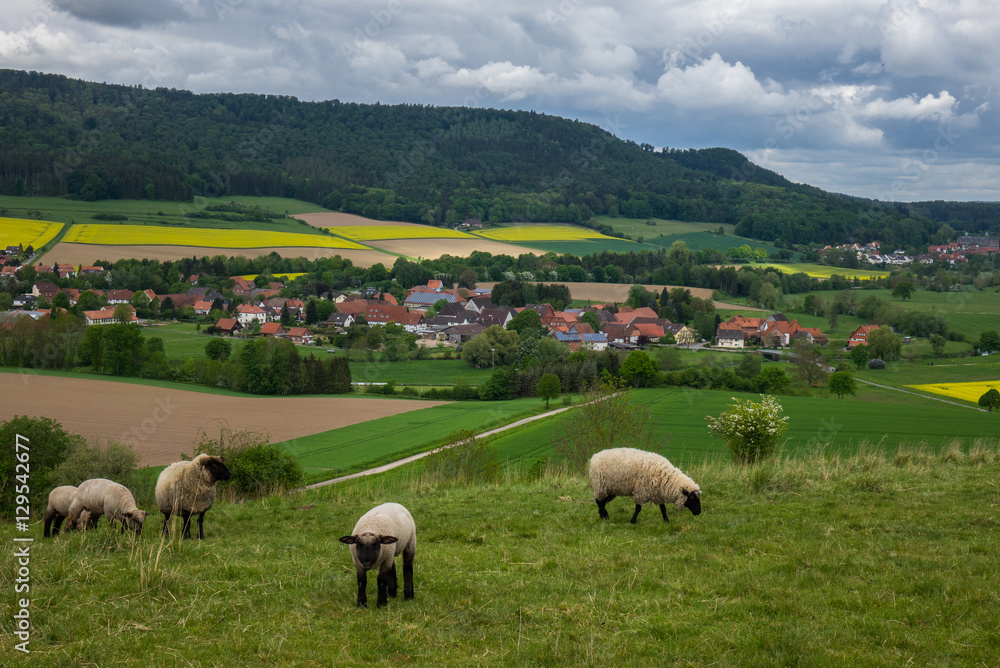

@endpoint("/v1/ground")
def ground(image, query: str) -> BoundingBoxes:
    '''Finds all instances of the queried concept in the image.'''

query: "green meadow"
[6,439,999,666]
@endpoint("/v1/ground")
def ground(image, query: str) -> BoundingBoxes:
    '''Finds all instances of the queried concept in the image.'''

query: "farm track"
[857,378,987,411]
[303,401,586,489]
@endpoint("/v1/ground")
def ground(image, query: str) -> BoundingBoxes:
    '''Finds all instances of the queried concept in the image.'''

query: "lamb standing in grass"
[339,503,416,608]
[44,486,94,537]
[155,454,231,540]
[589,448,702,524]
[67,479,148,535]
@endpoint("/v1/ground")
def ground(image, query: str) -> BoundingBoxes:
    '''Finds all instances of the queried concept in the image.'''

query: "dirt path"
[857,378,987,411]
[304,401,583,489]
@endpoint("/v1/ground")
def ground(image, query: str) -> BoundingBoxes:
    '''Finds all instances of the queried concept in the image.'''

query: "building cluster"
[715,314,827,349]
[924,236,1000,264]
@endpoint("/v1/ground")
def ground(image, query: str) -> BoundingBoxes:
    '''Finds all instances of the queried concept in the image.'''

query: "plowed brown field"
[0,374,447,466]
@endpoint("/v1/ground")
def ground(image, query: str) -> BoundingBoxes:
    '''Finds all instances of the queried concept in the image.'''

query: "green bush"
[706,395,790,464]
[191,426,303,499]
[48,440,144,504]
[0,416,86,517]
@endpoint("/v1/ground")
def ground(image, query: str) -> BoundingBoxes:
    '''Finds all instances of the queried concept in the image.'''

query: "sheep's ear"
[339,535,357,545]
[682,489,689,497]
[380,536,399,545]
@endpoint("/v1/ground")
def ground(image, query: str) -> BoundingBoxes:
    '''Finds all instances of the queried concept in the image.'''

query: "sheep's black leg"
[196,512,206,540]
[630,503,642,524]
[180,510,193,539]
[388,562,398,598]
[376,566,391,607]
[403,546,415,601]
[596,494,616,520]
[659,504,669,522]
[161,511,171,536]
[356,570,368,608]
[50,514,64,536]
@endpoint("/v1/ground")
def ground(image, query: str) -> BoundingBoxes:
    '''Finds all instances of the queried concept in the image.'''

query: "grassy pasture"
[349,358,492,386]
[6,440,1000,666]
[514,239,646,255]
[0,216,64,249]
[647,231,780,254]
[594,214,738,238]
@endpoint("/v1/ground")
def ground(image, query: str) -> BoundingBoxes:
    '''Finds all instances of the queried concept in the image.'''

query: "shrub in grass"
[706,395,789,464]
[868,358,886,369]
[191,426,303,499]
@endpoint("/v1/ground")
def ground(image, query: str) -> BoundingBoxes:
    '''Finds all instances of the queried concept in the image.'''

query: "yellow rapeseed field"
[63,224,368,249]
[908,381,1000,404]
[330,225,476,241]
[0,217,64,249]
[756,263,889,281]
[474,225,619,242]
[239,273,308,281]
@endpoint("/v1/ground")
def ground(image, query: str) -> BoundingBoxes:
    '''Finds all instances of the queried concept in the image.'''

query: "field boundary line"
[857,378,987,411]
[301,400,590,490]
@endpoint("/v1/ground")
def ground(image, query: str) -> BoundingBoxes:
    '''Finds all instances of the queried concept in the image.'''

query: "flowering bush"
[706,395,789,464]
[868,358,886,370]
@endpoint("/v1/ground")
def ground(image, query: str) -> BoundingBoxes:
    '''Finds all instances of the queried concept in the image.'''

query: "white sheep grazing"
[339,503,416,608]
[43,486,95,537]
[155,454,231,540]
[67,479,148,535]
[589,448,702,524]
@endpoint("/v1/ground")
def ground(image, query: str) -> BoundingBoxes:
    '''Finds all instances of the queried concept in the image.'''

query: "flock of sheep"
[43,446,701,609]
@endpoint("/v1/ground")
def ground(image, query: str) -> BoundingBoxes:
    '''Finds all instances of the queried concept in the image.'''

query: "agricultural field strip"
[304,401,586,489]
[906,380,1000,404]
[326,225,477,241]
[62,223,369,249]
[473,225,623,242]
[861,378,990,409]
[756,262,890,280]
[0,216,65,248]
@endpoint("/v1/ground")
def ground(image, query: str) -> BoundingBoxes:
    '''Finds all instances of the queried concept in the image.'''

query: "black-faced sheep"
[43,486,95,537]
[339,502,416,608]
[155,454,231,540]
[589,447,702,524]
[67,479,148,535]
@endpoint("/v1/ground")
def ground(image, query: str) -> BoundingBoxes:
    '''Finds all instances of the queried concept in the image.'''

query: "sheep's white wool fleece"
[46,486,79,516]
[155,454,222,515]
[589,448,699,509]
[69,479,143,523]
[348,503,417,571]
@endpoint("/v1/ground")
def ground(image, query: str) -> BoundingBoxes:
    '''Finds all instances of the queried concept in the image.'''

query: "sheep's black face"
[339,533,399,570]
[204,457,232,482]
[683,490,702,516]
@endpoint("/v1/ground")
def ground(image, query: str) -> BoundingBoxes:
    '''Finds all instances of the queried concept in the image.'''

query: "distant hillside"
[2,69,998,247]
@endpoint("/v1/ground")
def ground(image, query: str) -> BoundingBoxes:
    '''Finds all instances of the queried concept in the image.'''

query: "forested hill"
[2,69,997,247]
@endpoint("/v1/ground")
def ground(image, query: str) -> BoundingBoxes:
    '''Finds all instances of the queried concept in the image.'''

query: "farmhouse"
[848,324,880,349]
[236,304,267,325]
[716,327,746,349]
[438,323,486,344]
[106,289,134,304]
[84,306,137,326]
[286,327,313,344]
[31,281,59,301]
[260,322,286,337]
[215,318,243,336]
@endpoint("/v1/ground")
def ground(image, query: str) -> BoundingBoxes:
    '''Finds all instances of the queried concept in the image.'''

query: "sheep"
[155,454,231,540]
[67,479,148,535]
[43,486,95,537]
[589,448,702,524]
[339,503,416,608]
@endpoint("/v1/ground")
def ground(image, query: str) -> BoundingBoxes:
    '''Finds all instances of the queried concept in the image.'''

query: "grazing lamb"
[589,448,702,524]
[339,503,416,608]
[155,454,231,540]
[67,479,148,535]
[44,486,95,537]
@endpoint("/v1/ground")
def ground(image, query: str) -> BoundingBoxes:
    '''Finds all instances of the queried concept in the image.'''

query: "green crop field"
[349,358,492,386]
[0,195,330,235]
[647,231,780,255]
[275,397,546,479]
[594,214,737,239]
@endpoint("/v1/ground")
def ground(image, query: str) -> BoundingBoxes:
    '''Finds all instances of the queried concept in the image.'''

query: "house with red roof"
[236,303,267,325]
[260,322,286,337]
[215,318,243,336]
[848,324,880,349]
[286,327,313,345]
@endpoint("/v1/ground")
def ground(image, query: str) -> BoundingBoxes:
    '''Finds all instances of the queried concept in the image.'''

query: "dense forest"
[2,69,999,247]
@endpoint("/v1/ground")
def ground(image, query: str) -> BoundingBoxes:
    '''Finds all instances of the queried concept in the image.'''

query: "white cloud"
[655,53,793,113]
[441,61,555,101]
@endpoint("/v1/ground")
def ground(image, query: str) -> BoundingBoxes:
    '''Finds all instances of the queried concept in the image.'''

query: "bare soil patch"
[0,375,448,466]
[370,238,543,260]
[38,243,397,268]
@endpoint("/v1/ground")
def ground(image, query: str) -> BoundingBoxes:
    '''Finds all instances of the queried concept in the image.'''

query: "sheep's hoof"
[404,593,414,601]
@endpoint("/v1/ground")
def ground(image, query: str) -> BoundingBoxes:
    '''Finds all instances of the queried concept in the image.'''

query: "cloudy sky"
[2,0,999,202]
